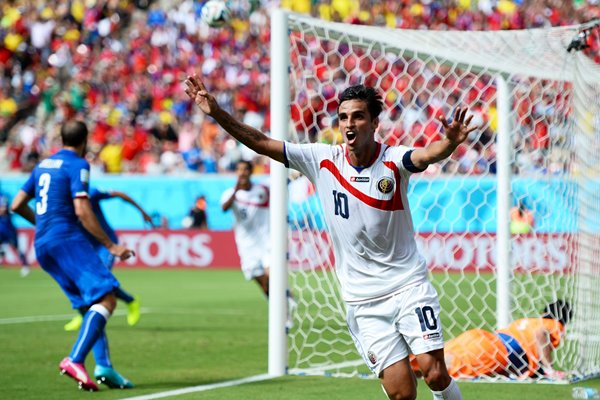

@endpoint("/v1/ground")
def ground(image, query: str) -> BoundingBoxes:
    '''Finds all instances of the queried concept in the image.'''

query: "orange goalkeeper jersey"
[444,328,508,378]
[496,317,564,377]
[414,318,564,379]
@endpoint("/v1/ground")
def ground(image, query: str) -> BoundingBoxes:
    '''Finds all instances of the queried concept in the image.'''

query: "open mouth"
[346,131,356,142]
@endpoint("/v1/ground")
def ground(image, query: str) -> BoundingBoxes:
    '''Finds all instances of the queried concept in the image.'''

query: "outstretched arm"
[410,107,478,170]
[111,191,154,226]
[10,190,35,225]
[535,328,565,379]
[74,197,134,260]
[184,75,285,163]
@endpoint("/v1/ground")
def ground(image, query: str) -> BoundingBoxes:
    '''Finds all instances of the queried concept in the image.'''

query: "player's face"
[236,163,252,184]
[338,100,378,151]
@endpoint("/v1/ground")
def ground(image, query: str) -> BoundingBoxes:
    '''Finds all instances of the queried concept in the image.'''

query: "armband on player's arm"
[402,150,427,173]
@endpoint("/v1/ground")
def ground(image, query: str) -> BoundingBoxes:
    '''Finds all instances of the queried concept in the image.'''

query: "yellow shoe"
[127,299,141,326]
[64,315,83,331]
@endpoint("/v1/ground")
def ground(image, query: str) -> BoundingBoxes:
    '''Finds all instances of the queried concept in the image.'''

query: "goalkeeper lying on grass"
[411,300,571,380]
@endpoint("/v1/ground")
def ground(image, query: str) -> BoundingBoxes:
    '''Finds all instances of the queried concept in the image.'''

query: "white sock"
[432,379,462,400]
[89,304,111,321]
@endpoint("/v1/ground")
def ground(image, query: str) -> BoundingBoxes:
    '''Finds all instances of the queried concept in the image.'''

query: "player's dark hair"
[542,299,572,326]
[61,120,88,147]
[237,159,253,171]
[338,84,384,120]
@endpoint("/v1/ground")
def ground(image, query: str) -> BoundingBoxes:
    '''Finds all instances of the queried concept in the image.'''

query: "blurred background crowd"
[0,0,598,176]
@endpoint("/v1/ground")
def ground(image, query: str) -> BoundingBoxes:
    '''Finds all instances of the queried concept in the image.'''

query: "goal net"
[275,13,600,382]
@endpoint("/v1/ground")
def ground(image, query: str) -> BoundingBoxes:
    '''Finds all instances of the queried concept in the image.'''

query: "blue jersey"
[86,188,118,244]
[0,194,16,238]
[0,195,14,235]
[21,149,90,246]
[0,213,13,231]
[0,213,17,245]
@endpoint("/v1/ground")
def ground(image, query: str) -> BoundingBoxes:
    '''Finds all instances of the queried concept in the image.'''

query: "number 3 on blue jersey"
[332,190,349,219]
[37,172,51,215]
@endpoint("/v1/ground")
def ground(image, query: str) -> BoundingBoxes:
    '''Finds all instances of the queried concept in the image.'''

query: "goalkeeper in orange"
[411,300,572,380]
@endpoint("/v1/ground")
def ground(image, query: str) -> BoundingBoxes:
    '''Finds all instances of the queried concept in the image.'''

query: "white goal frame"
[268,10,600,380]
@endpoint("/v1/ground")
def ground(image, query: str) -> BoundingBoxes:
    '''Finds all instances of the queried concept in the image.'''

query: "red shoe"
[59,357,99,391]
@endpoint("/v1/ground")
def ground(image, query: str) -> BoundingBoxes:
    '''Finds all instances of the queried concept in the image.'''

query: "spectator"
[182,195,208,229]
[510,199,535,234]
[1,0,598,175]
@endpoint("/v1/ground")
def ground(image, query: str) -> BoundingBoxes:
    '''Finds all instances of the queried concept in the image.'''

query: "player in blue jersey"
[64,187,154,331]
[11,120,136,391]
[0,193,30,277]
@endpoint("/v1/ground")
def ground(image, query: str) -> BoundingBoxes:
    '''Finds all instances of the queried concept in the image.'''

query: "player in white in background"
[221,160,271,295]
[221,159,296,327]
[186,76,475,400]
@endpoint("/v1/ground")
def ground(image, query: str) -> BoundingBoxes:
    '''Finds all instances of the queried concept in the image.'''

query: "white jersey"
[285,142,427,303]
[221,183,270,272]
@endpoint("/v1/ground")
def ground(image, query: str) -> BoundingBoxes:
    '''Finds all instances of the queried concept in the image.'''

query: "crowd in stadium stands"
[0,0,598,175]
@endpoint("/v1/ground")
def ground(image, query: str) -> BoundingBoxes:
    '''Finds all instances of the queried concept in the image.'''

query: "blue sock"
[18,251,28,266]
[92,330,112,368]
[115,287,135,303]
[69,304,110,363]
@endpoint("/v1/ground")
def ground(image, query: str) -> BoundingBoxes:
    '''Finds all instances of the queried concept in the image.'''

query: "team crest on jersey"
[367,351,377,365]
[350,176,370,182]
[377,177,394,194]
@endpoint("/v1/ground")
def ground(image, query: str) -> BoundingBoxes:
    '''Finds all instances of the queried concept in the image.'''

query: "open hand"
[544,368,567,381]
[439,107,478,145]
[184,75,219,115]
[141,212,155,227]
[108,243,135,261]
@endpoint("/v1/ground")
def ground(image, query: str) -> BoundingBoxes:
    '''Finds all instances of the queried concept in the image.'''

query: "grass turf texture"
[1,267,598,399]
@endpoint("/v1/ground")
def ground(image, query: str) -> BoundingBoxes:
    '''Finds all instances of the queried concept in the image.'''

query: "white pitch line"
[0,307,246,325]
[118,374,274,400]
[0,310,128,325]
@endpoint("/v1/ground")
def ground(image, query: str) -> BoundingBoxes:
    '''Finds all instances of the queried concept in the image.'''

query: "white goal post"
[269,10,600,382]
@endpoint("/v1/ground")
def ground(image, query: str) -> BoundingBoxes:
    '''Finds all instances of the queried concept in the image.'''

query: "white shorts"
[346,280,445,376]
[240,255,268,280]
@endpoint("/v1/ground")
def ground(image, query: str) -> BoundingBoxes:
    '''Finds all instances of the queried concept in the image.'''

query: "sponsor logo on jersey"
[350,176,370,182]
[423,332,441,340]
[367,351,377,365]
[376,177,394,194]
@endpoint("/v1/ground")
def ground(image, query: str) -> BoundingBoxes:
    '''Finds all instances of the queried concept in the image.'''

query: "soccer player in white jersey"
[221,159,297,327]
[185,76,476,400]
[221,160,271,295]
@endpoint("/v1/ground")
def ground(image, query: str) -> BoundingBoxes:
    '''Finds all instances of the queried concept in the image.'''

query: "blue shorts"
[0,226,18,247]
[497,333,529,376]
[35,237,120,309]
[93,242,116,270]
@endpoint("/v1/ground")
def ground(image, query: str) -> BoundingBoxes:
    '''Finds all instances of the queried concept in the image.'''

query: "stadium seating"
[0,0,598,174]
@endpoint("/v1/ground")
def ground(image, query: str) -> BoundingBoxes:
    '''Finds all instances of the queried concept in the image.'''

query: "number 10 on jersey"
[332,190,349,219]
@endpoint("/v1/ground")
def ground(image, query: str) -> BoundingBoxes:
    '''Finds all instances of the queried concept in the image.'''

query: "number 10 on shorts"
[415,306,438,331]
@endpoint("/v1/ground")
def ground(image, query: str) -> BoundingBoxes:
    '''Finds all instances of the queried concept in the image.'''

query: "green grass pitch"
[1,267,598,399]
